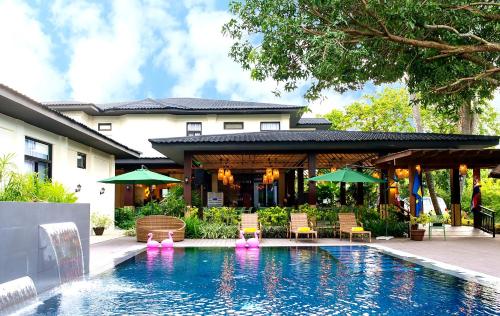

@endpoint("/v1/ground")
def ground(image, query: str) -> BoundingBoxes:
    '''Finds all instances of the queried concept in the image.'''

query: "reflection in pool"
[25,246,500,315]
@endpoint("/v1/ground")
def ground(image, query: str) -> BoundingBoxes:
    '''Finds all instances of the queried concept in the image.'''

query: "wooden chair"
[289,213,318,241]
[240,213,261,240]
[136,215,186,242]
[338,213,371,243]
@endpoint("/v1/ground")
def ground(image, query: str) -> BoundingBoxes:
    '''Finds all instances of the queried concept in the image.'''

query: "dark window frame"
[224,122,244,130]
[98,123,112,131]
[24,137,52,179]
[260,121,281,131]
[186,122,202,136]
[77,152,87,169]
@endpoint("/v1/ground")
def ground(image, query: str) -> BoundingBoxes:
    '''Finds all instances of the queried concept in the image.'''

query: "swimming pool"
[24,246,500,315]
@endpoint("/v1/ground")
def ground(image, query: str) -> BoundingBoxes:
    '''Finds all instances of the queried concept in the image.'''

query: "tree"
[224,0,499,115]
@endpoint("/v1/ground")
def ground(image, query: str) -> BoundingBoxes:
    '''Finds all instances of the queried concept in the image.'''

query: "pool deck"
[89,236,500,287]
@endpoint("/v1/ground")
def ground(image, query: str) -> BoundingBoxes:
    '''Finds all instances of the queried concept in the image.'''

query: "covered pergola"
[150,130,499,212]
[374,149,500,226]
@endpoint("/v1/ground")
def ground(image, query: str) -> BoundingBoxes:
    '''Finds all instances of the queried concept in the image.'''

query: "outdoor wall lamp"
[125,185,131,191]
[100,187,106,195]
[75,184,81,192]
[184,177,190,184]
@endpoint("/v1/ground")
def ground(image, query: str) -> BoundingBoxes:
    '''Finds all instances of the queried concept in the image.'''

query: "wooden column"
[183,152,192,206]
[355,168,364,205]
[211,173,218,192]
[297,168,304,205]
[473,168,481,206]
[286,170,296,206]
[408,165,416,217]
[450,167,461,226]
[339,182,346,205]
[378,169,389,218]
[278,171,286,206]
[308,152,317,205]
[387,167,397,206]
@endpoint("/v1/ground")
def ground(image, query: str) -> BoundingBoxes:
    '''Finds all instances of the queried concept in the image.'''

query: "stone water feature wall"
[0,202,89,293]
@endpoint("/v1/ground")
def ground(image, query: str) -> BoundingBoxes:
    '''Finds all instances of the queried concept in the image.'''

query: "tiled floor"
[89,236,500,280]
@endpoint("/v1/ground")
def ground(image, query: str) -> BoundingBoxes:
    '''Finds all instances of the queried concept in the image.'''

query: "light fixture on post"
[415,165,421,174]
[459,164,468,176]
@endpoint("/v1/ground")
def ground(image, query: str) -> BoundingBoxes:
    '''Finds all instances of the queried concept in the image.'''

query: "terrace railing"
[474,206,496,237]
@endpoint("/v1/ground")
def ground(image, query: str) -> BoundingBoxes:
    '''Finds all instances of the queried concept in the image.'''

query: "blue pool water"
[23,246,500,315]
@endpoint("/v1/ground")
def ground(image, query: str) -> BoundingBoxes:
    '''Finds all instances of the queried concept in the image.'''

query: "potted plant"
[91,213,112,236]
[410,213,429,241]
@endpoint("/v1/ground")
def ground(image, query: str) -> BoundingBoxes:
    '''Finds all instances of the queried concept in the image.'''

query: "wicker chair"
[136,215,186,242]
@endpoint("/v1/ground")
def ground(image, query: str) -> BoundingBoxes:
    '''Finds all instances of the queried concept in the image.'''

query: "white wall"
[0,112,116,223]
[63,112,291,157]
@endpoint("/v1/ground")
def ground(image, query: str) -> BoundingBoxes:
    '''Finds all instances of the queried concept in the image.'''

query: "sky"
[0,0,498,117]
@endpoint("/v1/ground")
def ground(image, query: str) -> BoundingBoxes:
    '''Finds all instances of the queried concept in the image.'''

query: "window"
[98,123,112,131]
[224,122,244,130]
[186,122,202,136]
[24,137,52,179]
[260,122,280,131]
[77,152,86,169]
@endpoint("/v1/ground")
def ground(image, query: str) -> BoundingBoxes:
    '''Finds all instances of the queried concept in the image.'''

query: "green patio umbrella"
[308,168,385,183]
[98,167,181,185]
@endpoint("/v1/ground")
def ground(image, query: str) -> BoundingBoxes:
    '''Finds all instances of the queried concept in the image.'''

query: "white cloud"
[0,0,66,100]
[156,3,361,114]
[51,0,176,102]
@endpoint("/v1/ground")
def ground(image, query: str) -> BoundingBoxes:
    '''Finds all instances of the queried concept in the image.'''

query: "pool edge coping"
[368,244,500,290]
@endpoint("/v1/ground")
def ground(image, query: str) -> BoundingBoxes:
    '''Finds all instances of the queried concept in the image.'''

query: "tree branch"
[424,24,494,45]
[434,67,500,93]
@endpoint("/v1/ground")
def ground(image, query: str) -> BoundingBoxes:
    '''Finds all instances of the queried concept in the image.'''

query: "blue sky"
[0,0,498,116]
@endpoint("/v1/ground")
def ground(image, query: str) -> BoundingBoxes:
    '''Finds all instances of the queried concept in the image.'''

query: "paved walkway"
[89,236,500,283]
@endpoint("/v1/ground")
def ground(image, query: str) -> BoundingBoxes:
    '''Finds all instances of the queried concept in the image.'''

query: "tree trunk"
[411,94,442,214]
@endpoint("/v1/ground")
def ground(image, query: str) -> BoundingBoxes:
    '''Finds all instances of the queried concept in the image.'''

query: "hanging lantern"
[372,171,380,179]
[415,165,421,174]
[266,168,273,176]
[273,168,279,180]
[223,175,229,185]
[459,164,468,176]
[330,167,337,173]
[395,169,402,179]
[402,169,409,179]
[229,175,234,185]
[218,168,224,181]
[225,169,231,177]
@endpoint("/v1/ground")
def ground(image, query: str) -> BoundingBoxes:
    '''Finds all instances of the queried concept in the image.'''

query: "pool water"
[25,246,500,315]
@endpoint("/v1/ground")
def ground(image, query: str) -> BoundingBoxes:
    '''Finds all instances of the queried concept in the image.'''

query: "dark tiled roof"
[150,130,499,144]
[45,97,304,113]
[297,117,331,125]
[0,83,141,157]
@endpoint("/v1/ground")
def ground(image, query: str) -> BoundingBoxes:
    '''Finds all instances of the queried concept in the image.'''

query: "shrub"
[137,201,164,216]
[185,215,203,238]
[37,181,77,203]
[258,206,289,226]
[160,188,186,217]
[261,226,287,238]
[363,219,408,237]
[203,207,240,225]
[115,207,137,229]
[199,222,239,239]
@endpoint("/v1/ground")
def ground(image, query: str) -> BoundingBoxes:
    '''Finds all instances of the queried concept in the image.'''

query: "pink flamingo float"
[147,232,161,248]
[235,230,247,248]
[161,231,174,248]
[247,231,260,248]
